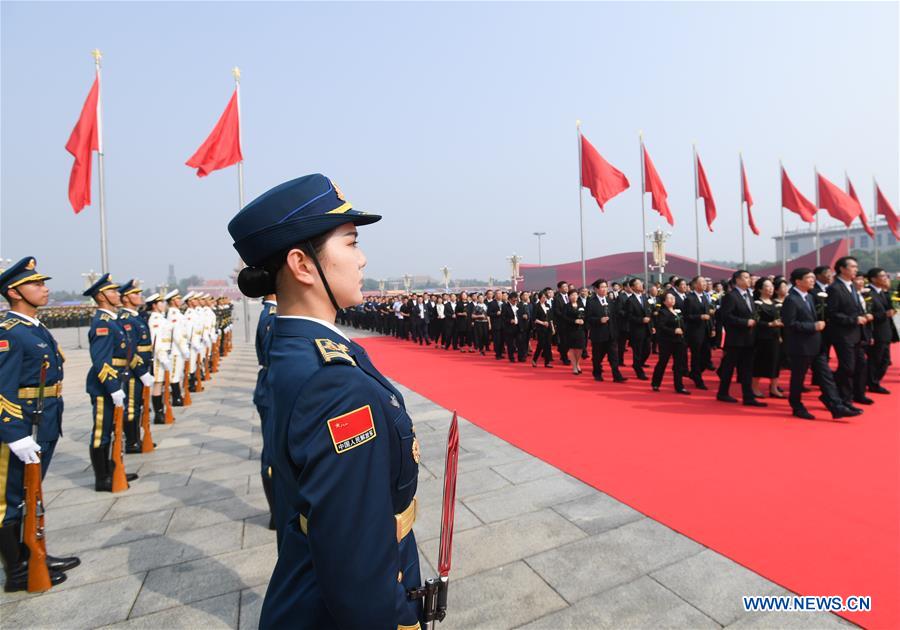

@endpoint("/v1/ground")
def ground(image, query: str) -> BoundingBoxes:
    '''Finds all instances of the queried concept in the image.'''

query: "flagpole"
[577,120,586,288]
[92,49,109,274]
[873,177,879,267]
[692,143,700,276]
[814,165,820,267]
[740,153,747,269]
[640,131,648,286]
[780,160,786,277]
[234,66,251,343]
[844,171,851,249]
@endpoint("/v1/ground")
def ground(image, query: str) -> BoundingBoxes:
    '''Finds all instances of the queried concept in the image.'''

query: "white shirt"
[510,303,519,324]
[277,315,350,342]
[9,310,41,326]
[436,303,445,318]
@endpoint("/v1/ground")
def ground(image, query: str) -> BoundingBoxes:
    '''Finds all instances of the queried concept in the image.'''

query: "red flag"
[876,184,900,240]
[780,167,816,223]
[846,177,874,238]
[580,133,630,210]
[642,145,673,225]
[186,89,243,177]
[65,75,100,214]
[816,172,862,226]
[740,157,760,235]
[695,151,716,231]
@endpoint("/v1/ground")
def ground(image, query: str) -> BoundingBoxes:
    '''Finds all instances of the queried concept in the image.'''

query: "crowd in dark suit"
[338,256,898,421]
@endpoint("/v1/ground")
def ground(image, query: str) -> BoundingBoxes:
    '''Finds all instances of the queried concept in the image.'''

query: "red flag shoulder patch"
[96,328,108,336]
[0,340,9,352]
[327,405,376,454]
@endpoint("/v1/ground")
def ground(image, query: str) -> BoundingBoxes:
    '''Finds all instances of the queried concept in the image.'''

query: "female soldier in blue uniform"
[229,174,424,629]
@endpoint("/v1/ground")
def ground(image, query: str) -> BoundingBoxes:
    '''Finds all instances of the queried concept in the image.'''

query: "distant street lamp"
[508,254,523,292]
[647,228,672,285]
[403,274,411,293]
[533,232,546,266]
[440,266,451,292]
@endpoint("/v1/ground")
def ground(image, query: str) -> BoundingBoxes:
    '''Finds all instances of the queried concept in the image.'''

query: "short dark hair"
[556,280,568,289]
[591,278,607,289]
[690,275,703,288]
[834,256,857,274]
[813,265,831,277]
[866,267,885,281]
[508,291,518,299]
[628,277,642,288]
[732,269,749,283]
[790,267,813,284]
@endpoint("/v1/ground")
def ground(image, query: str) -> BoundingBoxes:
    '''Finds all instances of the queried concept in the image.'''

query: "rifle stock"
[163,370,175,424]
[23,460,51,592]
[111,406,129,492]
[182,367,192,406]
[140,385,154,453]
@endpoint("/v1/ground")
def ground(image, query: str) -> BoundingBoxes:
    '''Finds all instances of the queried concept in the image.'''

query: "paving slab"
[650,548,787,626]
[525,517,704,603]
[519,575,720,629]
[101,591,240,629]
[131,543,277,617]
[442,561,568,629]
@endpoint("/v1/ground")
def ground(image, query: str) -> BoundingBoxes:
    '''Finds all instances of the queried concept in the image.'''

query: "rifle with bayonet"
[408,411,459,629]
[21,357,52,591]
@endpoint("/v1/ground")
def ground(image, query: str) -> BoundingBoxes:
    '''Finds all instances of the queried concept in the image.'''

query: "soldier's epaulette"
[100,313,113,322]
[314,338,356,367]
[0,318,24,330]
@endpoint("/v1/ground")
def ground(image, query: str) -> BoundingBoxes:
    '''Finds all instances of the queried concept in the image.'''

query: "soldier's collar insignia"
[314,338,356,366]
[390,394,400,408]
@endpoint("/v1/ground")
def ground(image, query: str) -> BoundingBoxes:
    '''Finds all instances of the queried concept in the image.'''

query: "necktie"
[743,291,752,311]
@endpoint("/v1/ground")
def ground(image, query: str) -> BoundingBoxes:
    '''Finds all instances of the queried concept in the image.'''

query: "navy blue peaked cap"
[0,256,51,296]
[83,273,119,298]
[228,174,381,266]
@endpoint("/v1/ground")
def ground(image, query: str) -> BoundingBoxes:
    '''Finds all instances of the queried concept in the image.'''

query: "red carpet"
[359,336,900,629]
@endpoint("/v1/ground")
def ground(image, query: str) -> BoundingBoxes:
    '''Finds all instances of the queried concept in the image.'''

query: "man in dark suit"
[683,276,712,389]
[666,277,687,311]
[615,280,633,368]
[826,257,872,410]
[516,290,533,361]
[625,278,652,380]
[810,265,833,385]
[865,267,893,394]
[501,292,524,362]
[716,270,766,406]
[486,291,504,360]
[781,267,856,420]
[552,281,571,365]
[585,279,626,382]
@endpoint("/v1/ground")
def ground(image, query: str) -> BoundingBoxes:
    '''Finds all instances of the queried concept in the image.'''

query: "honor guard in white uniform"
[165,290,189,406]
[146,293,174,423]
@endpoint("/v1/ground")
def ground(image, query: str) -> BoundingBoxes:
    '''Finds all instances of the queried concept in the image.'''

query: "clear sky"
[1,1,897,291]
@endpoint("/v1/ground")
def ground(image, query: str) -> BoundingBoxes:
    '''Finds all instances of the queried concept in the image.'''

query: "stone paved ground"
[0,315,854,629]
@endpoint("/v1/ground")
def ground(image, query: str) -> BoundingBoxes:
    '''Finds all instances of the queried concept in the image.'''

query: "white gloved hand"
[160,357,172,372]
[110,389,126,408]
[140,372,154,388]
[9,436,41,464]
[192,342,203,354]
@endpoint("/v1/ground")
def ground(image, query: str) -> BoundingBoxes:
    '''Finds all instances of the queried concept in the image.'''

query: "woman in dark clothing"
[455,291,474,352]
[562,289,586,374]
[651,292,689,394]
[751,278,784,398]
[531,289,555,367]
